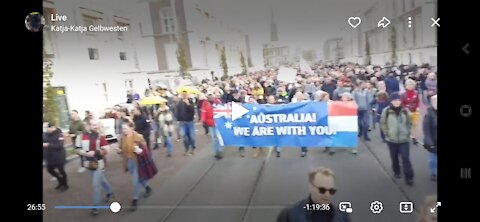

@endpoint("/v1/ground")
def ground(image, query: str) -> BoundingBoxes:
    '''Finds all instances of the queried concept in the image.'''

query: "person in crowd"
[276,86,290,104]
[44,122,69,192]
[304,79,316,100]
[321,77,337,99]
[252,82,265,104]
[315,90,336,156]
[291,91,309,157]
[384,71,400,95]
[418,71,429,105]
[221,85,234,103]
[156,102,175,157]
[352,81,371,142]
[418,195,438,222]
[196,93,208,135]
[201,94,223,159]
[115,121,155,212]
[132,106,152,151]
[276,167,350,222]
[402,79,421,145]
[332,81,352,101]
[68,110,86,173]
[84,110,93,124]
[176,91,197,155]
[169,95,183,142]
[365,82,377,130]
[423,95,437,181]
[114,108,131,147]
[374,91,390,143]
[380,92,414,186]
[78,119,114,216]
[341,92,359,155]
[231,90,245,103]
[264,95,283,157]
[425,73,437,103]
[265,80,277,97]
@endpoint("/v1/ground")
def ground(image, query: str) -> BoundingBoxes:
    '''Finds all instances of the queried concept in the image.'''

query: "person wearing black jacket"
[132,106,152,151]
[176,91,197,155]
[43,122,69,191]
[423,95,437,181]
[277,167,350,222]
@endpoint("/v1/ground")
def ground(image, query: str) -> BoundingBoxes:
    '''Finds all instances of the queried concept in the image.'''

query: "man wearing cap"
[380,92,414,186]
[176,91,197,155]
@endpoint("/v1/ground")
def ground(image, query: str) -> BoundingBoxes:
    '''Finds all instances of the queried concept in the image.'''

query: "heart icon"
[348,17,361,28]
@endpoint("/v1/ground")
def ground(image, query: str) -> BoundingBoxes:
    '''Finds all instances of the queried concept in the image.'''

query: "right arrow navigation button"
[463,43,470,55]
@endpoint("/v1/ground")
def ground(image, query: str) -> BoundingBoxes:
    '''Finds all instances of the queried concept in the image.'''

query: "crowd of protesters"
[43,62,438,216]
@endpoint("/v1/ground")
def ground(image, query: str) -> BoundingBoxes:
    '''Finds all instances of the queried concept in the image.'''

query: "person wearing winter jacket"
[43,122,68,192]
[380,92,414,186]
[157,102,176,157]
[423,95,437,181]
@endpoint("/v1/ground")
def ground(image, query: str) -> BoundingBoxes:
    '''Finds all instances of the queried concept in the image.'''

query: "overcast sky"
[198,0,378,64]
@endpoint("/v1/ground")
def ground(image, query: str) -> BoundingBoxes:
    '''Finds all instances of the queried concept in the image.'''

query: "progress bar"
[55,206,110,209]
[55,202,122,213]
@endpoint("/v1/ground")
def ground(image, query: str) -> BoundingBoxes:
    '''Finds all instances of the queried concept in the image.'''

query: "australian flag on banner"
[213,101,358,148]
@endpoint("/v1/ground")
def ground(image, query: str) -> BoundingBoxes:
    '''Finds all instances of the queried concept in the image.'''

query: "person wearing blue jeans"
[91,169,114,207]
[127,159,150,198]
[210,126,223,159]
[357,110,370,141]
[180,121,196,155]
[176,91,197,155]
[423,95,437,181]
[78,120,114,216]
[428,153,437,179]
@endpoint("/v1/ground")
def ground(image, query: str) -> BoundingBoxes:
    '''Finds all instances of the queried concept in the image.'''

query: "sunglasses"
[311,183,337,195]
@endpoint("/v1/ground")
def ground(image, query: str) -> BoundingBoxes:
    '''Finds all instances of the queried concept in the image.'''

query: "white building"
[43,0,251,125]
[43,0,150,123]
[341,0,437,66]
[323,38,344,64]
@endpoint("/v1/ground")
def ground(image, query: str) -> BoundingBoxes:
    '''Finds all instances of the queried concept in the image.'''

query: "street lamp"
[200,36,210,68]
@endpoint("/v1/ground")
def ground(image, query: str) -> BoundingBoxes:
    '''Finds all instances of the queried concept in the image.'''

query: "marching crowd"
[43,63,437,219]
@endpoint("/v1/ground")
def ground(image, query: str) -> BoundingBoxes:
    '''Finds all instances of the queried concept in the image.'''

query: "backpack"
[385,107,409,125]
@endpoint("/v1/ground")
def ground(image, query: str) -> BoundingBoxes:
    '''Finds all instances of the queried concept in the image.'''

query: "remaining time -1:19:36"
[27,204,46,211]
[304,204,330,211]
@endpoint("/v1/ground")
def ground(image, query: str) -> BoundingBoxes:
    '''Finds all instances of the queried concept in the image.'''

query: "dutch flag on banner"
[327,101,359,147]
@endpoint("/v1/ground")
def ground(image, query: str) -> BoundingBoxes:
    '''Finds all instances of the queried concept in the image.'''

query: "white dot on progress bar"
[110,202,121,213]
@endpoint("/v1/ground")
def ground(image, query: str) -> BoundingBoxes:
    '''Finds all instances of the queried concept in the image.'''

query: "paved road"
[44,119,436,222]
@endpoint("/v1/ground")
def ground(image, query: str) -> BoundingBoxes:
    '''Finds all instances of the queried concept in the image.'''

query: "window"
[88,48,99,60]
[119,52,127,60]
[82,14,102,35]
[160,7,176,34]
[115,21,129,40]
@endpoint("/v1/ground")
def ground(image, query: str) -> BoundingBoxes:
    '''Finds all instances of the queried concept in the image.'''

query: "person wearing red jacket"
[201,94,223,159]
[402,79,420,145]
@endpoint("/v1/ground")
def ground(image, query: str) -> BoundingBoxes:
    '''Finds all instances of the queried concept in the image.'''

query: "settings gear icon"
[370,201,384,214]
